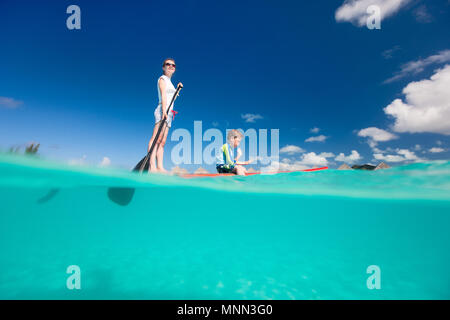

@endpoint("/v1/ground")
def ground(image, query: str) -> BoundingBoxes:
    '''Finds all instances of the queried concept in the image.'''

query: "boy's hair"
[162,58,176,67]
[227,129,243,144]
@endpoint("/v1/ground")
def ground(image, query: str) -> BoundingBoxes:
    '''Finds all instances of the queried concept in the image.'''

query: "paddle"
[107,83,183,206]
[134,83,183,172]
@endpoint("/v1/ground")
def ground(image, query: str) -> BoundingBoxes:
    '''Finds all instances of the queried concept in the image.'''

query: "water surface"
[0,154,449,299]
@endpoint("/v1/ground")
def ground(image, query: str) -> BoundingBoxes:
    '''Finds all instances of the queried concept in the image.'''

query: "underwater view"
[0,153,449,300]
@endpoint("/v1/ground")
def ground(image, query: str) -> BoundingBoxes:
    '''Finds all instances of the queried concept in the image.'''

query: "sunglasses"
[165,63,176,68]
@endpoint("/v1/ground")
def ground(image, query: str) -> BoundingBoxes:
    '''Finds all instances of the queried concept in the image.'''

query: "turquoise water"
[0,153,449,299]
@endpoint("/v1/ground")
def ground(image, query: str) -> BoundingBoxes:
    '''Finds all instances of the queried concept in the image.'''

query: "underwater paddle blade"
[107,187,135,206]
[37,188,60,204]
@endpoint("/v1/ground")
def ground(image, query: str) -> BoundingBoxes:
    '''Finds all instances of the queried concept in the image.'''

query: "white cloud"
[310,127,320,133]
[373,148,422,163]
[305,135,328,143]
[414,144,421,151]
[384,65,450,135]
[358,127,397,142]
[298,152,328,166]
[413,5,432,23]
[241,113,263,123]
[429,147,444,153]
[335,0,410,27]
[335,150,362,163]
[319,152,335,158]
[384,50,450,83]
[264,152,329,172]
[370,144,383,153]
[262,160,310,172]
[436,140,442,145]
[397,149,420,160]
[99,156,111,167]
[278,152,329,168]
[374,153,405,162]
[358,127,397,149]
[69,155,87,166]
[280,145,305,155]
[0,96,23,109]
[382,45,401,59]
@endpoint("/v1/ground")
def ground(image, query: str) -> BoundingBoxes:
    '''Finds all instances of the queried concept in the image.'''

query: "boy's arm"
[234,148,245,165]
[235,148,242,161]
[234,148,254,165]
[235,161,251,165]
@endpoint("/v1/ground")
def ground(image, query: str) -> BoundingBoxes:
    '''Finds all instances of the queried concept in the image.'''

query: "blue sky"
[0,0,449,172]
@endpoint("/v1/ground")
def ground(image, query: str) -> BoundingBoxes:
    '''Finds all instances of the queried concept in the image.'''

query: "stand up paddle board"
[181,167,328,178]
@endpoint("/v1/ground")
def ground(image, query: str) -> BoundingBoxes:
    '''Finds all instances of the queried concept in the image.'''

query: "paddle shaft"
[138,84,182,172]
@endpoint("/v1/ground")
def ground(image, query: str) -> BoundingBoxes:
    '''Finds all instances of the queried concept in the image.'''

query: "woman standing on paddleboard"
[147,58,182,173]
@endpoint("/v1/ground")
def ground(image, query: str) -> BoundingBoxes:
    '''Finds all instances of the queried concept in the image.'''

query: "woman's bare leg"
[234,165,246,176]
[156,126,169,173]
[147,122,162,172]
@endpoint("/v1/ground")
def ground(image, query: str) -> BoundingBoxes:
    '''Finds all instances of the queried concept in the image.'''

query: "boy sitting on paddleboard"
[216,129,251,176]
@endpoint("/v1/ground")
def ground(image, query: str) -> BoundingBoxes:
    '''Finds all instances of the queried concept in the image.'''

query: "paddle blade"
[107,155,146,206]
[107,187,135,206]
[133,155,150,172]
[37,188,60,204]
